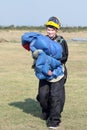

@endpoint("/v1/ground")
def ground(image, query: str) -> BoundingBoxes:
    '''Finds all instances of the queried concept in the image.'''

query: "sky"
[0,0,87,27]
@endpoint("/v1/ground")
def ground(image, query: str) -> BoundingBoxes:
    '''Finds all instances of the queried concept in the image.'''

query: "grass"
[0,35,87,130]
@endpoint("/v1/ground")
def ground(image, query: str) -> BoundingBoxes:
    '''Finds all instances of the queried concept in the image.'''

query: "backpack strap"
[54,35,63,43]
[55,35,68,64]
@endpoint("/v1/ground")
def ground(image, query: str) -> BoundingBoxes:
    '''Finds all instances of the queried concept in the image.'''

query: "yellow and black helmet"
[45,16,61,29]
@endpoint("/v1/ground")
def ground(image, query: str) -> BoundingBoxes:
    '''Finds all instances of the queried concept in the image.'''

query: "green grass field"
[0,39,87,130]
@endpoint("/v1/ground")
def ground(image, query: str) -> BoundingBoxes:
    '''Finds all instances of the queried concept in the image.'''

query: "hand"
[32,49,43,59]
[48,70,52,76]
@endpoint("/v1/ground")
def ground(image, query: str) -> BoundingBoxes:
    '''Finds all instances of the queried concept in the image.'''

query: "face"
[46,27,57,39]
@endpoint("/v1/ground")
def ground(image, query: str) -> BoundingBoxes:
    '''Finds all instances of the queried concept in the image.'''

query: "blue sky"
[0,0,87,26]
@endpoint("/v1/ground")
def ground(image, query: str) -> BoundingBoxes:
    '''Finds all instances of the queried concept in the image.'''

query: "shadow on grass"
[9,98,41,118]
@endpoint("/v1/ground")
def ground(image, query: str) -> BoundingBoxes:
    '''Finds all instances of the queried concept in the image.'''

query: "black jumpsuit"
[37,35,68,127]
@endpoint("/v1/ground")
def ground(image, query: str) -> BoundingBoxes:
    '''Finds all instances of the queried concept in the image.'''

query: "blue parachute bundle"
[21,32,64,80]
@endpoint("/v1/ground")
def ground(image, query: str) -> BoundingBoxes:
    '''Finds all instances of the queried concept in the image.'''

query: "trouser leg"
[37,80,50,115]
[47,77,65,126]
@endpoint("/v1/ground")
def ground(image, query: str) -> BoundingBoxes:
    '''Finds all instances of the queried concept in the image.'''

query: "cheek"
[47,30,50,34]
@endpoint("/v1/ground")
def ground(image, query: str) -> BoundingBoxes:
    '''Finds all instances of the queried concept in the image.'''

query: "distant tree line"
[0,25,44,30]
[0,25,87,32]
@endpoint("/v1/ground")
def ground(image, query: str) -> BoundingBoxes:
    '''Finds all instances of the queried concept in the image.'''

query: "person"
[21,16,68,129]
[36,16,68,129]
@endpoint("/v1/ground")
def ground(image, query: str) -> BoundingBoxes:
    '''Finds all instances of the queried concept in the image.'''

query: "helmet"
[45,16,61,29]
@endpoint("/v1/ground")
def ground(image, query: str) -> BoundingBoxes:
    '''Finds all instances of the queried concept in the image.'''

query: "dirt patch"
[0,38,8,43]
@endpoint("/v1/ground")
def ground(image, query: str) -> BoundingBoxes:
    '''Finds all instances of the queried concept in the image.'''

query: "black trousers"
[37,76,66,126]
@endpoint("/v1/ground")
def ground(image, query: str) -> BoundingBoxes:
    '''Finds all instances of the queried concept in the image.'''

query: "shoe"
[47,121,60,129]
[48,126,58,129]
